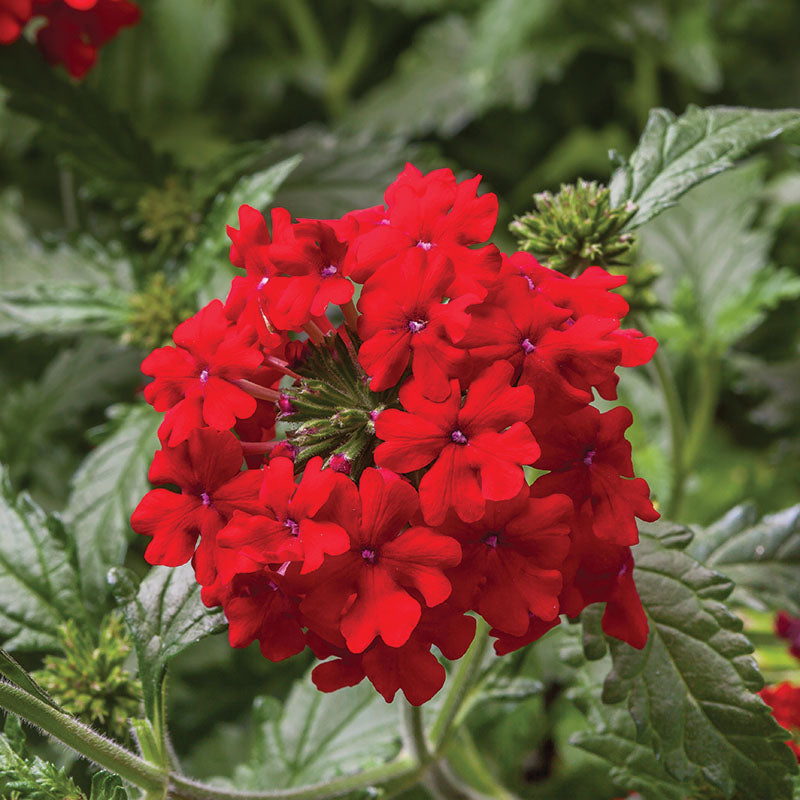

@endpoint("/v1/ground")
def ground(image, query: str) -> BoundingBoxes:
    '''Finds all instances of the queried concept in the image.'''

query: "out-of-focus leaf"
[64,404,160,605]
[600,520,797,800]
[183,155,300,302]
[639,163,800,351]
[610,105,800,228]
[689,504,800,615]
[0,339,141,508]
[572,698,688,800]
[0,284,131,338]
[0,42,169,202]
[231,671,401,790]
[151,0,231,109]
[0,191,136,337]
[0,466,83,652]
[347,0,573,139]
[110,563,226,720]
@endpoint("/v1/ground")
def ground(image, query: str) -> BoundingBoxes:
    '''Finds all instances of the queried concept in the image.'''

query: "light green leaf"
[689,504,800,615]
[0,191,136,337]
[639,163,800,350]
[0,284,132,339]
[610,105,800,228]
[232,670,401,790]
[572,698,689,800]
[183,154,301,302]
[601,520,797,799]
[0,467,82,651]
[64,404,161,605]
[110,564,226,721]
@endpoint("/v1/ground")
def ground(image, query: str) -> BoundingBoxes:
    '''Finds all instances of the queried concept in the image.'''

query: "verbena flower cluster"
[0,0,139,77]
[131,165,660,705]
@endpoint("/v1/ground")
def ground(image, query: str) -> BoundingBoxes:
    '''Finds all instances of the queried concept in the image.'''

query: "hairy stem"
[0,680,165,794]
[429,618,491,751]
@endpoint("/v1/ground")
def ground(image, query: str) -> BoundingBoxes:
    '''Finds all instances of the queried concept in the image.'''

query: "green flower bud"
[32,614,141,743]
[510,180,637,276]
[124,272,195,350]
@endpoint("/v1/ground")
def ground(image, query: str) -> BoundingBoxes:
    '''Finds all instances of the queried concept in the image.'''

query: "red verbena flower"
[132,163,660,705]
[760,682,800,761]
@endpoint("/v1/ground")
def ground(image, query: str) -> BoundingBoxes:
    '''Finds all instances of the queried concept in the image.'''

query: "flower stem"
[0,680,165,794]
[167,758,417,800]
[429,618,491,751]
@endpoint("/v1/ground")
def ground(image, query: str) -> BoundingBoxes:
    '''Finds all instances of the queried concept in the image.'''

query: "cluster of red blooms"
[131,165,660,705]
[0,0,139,77]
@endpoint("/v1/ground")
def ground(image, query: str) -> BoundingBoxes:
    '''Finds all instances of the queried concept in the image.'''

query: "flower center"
[520,338,535,354]
[360,548,377,564]
[416,240,433,251]
[284,518,300,537]
[199,368,209,385]
[408,319,428,334]
[257,277,268,290]
[451,429,468,445]
[583,449,596,466]
[321,264,338,278]
[200,491,212,507]
[483,533,499,549]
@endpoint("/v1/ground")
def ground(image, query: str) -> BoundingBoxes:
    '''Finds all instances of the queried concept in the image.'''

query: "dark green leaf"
[110,563,226,720]
[0,339,142,509]
[572,697,689,800]
[601,520,797,799]
[64,404,161,606]
[610,105,800,228]
[346,1,567,139]
[0,467,82,651]
[232,670,401,789]
[0,647,59,709]
[689,504,800,615]
[0,42,169,202]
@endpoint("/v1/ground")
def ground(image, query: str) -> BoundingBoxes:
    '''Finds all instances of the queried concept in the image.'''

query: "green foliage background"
[1,1,800,799]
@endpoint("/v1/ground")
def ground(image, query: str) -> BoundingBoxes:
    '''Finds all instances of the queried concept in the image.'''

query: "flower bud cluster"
[132,164,659,705]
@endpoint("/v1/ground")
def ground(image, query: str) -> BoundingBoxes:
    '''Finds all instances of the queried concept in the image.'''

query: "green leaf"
[110,563,226,720]
[0,339,142,508]
[0,191,136,338]
[64,404,161,606]
[0,42,169,203]
[0,466,83,651]
[639,163,800,351]
[572,698,689,800]
[232,670,401,789]
[0,647,59,709]
[601,520,797,799]
[610,105,800,228]
[89,771,129,800]
[346,1,568,139]
[0,284,132,339]
[150,0,231,110]
[689,504,800,615]
[183,154,301,303]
